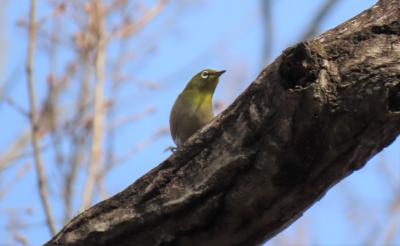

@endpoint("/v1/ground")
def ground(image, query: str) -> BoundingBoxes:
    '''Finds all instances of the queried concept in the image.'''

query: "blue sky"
[1,0,399,245]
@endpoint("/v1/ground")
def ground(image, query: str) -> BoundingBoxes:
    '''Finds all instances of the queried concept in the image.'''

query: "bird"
[169,69,225,150]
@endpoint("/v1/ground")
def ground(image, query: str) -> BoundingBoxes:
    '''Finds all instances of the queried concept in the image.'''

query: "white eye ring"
[201,71,209,79]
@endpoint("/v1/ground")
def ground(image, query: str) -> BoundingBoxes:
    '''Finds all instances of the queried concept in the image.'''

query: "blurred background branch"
[26,0,57,236]
[80,0,107,212]
[301,0,340,40]
[261,0,272,65]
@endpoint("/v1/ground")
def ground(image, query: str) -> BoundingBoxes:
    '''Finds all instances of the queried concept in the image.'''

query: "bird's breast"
[170,93,214,146]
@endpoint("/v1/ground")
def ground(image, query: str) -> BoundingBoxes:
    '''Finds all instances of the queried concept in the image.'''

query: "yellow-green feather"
[169,69,223,147]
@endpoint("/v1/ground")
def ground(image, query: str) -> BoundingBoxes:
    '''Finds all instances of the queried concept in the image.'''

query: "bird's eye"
[201,71,209,79]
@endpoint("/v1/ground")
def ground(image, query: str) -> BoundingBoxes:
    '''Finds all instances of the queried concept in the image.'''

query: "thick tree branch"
[46,0,400,245]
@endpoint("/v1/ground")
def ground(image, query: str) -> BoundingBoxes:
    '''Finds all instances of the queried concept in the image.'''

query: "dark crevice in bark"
[278,43,322,89]
[388,81,400,112]
[371,20,400,35]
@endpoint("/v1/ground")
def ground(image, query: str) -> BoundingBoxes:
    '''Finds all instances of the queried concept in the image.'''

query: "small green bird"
[169,69,225,149]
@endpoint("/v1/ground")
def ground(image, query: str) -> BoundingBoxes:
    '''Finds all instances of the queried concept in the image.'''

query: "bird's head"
[185,69,226,93]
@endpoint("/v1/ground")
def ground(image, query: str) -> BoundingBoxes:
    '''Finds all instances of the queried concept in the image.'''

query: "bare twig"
[61,55,91,222]
[261,0,273,65]
[46,19,64,170]
[26,0,57,236]
[100,38,126,200]
[109,127,168,166]
[13,234,29,246]
[3,96,29,117]
[0,130,31,172]
[111,0,168,39]
[0,163,31,199]
[383,196,400,245]
[80,0,107,211]
[301,0,340,41]
[94,127,168,200]
[0,65,22,106]
[107,107,156,131]
[63,55,91,223]
[0,130,56,173]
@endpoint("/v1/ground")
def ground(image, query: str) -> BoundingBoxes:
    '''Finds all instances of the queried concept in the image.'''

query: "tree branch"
[26,0,57,236]
[46,0,400,245]
[80,0,107,211]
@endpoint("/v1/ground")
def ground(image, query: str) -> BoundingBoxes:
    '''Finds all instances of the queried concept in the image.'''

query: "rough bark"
[45,0,400,245]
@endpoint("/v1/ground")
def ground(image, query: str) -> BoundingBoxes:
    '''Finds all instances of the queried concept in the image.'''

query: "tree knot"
[278,43,321,90]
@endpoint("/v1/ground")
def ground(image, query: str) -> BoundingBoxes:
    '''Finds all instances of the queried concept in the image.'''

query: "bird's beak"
[214,70,226,77]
